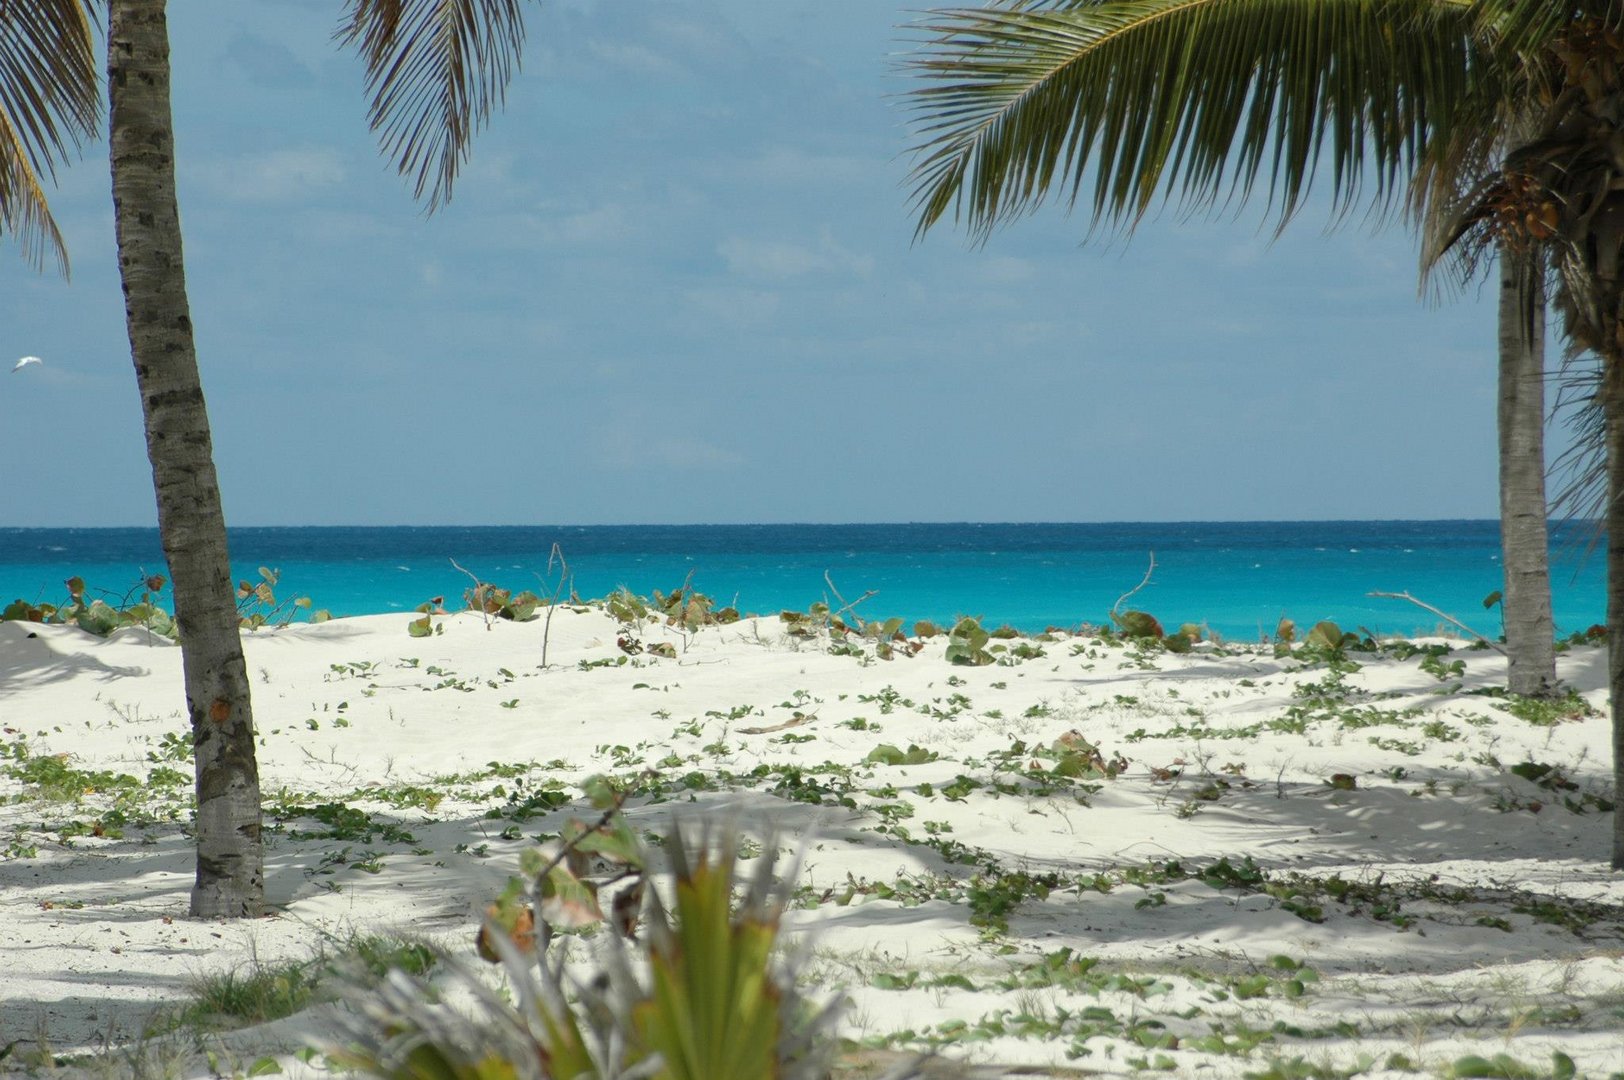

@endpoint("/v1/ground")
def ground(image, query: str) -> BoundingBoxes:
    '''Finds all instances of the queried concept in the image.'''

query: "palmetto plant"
[901,0,1624,864]
[325,817,846,1080]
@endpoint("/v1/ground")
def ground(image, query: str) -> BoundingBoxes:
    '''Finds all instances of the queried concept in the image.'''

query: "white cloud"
[651,438,745,470]
[557,204,639,245]
[192,147,345,203]
[682,286,783,328]
[982,256,1036,284]
[718,146,873,187]
[718,226,874,280]
[586,40,689,79]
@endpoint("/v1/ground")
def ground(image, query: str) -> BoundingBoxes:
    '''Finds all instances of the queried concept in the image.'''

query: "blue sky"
[0,0,1535,526]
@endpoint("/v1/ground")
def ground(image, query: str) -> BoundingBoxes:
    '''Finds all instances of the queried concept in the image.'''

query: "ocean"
[0,522,1604,640]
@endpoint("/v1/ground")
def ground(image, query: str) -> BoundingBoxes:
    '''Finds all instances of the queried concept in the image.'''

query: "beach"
[2,606,1621,1078]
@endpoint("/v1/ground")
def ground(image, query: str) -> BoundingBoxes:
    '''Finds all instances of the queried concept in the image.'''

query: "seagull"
[11,356,41,373]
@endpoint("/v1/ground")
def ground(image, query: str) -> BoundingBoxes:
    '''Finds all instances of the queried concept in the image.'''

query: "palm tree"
[105,0,530,917]
[901,0,1623,864]
[903,0,1558,699]
[1497,251,1557,698]
[0,0,98,276]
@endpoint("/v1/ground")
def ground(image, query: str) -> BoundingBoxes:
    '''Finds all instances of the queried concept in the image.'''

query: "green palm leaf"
[902,0,1481,241]
[338,0,527,211]
[0,0,99,274]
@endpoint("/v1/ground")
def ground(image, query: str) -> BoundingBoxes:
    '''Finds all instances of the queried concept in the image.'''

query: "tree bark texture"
[1608,357,1624,870]
[108,0,263,917]
[1496,247,1557,698]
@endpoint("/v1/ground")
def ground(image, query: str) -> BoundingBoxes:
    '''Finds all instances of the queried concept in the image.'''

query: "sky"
[0,0,1554,527]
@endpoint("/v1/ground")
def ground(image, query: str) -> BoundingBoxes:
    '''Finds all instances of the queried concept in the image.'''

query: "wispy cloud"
[191,147,346,203]
[221,34,315,89]
[981,256,1036,284]
[710,147,873,187]
[586,40,690,79]
[718,227,874,279]
[682,286,783,329]
[556,204,639,245]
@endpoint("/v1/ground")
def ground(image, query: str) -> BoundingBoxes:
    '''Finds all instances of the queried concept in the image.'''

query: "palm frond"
[1484,0,1618,55]
[1547,352,1607,555]
[337,0,526,212]
[0,0,100,275]
[901,0,1482,243]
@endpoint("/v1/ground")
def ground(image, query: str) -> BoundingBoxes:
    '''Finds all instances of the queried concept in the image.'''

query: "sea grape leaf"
[502,590,541,621]
[562,815,644,869]
[1115,610,1163,639]
[75,600,119,636]
[865,743,907,765]
[945,616,994,665]
[1305,620,1345,650]
[2,600,39,622]
[476,878,539,962]
[865,743,936,766]
[538,863,603,929]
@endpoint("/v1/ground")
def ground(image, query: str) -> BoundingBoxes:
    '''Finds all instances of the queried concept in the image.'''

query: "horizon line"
[2,517,1564,531]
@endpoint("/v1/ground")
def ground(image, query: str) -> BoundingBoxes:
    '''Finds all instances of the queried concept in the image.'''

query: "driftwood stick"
[1112,552,1156,619]
[1367,590,1508,655]
[824,571,878,629]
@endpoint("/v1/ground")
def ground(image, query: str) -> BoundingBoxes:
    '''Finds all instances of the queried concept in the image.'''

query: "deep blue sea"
[0,522,1604,640]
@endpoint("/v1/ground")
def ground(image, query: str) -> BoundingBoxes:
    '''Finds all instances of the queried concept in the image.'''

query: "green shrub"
[325,816,845,1080]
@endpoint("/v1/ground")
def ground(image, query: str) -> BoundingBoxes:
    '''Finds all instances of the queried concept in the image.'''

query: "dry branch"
[1367,590,1507,655]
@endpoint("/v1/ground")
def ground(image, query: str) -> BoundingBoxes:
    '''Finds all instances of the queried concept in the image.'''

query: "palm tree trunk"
[1609,353,1624,871]
[1497,246,1557,697]
[108,0,263,917]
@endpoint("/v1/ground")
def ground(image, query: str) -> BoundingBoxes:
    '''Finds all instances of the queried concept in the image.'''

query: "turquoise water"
[0,522,1603,639]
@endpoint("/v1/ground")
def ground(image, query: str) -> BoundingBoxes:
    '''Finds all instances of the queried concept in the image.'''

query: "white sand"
[1,609,1621,1077]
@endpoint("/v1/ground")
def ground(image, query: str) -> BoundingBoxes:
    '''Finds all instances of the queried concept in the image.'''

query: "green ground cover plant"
[4,605,1620,1078]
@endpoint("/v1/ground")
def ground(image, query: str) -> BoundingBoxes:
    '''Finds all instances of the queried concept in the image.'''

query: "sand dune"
[1,609,1620,1077]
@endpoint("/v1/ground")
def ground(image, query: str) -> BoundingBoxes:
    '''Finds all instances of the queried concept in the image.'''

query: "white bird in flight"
[11,356,42,373]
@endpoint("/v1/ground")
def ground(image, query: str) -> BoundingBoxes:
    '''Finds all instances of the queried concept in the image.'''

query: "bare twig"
[535,544,570,669]
[1111,552,1157,620]
[449,558,492,630]
[523,779,639,957]
[1367,591,1508,655]
[823,571,878,630]
[738,712,819,735]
